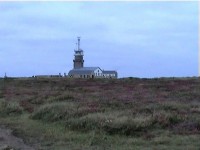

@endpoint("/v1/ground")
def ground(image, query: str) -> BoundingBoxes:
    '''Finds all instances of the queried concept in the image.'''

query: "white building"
[68,37,118,79]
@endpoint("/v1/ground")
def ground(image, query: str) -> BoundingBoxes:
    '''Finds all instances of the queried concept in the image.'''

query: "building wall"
[94,68,103,77]
[73,55,84,69]
[69,71,117,79]
[69,74,94,78]
[80,74,94,78]
[102,73,117,78]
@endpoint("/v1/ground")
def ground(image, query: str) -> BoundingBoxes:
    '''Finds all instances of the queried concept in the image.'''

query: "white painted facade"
[94,68,103,77]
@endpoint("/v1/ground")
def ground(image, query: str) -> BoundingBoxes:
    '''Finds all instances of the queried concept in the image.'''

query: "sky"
[0,1,198,78]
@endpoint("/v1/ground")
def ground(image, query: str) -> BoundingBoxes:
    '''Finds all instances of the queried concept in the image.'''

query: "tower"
[73,37,84,69]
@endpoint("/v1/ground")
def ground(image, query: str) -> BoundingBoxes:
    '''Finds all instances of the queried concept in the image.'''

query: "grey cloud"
[0,2,198,77]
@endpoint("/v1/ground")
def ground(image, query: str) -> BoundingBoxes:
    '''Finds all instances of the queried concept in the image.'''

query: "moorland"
[0,77,200,149]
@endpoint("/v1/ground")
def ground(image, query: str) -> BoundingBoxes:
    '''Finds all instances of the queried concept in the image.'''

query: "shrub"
[172,121,200,134]
[161,102,189,112]
[0,92,4,98]
[47,94,75,103]
[19,100,34,113]
[0,99,6,112]
[66,112,155,136]
[153,111,185,127]
[0,100,23,116]
[31,102,95,122]
[31,102,76,122]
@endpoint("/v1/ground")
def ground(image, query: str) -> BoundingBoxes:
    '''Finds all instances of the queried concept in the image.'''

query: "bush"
[66,112,155,136]
[161,102,189,112]
[31,102,96,122]
[153,111,185,127]
[0,100,23,116]
[31,102,76,122]
[0,92,4,98]
[47,94,75,103]
[65,110,187,136]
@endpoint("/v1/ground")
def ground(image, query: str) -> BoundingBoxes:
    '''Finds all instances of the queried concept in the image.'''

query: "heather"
[0,77,200,149]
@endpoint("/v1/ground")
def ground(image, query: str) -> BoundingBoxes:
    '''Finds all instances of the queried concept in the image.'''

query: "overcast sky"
[0,1,198,78]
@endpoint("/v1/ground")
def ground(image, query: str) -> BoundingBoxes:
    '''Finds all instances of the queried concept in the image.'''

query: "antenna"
[77,37,81,50]
[75,42,78,50]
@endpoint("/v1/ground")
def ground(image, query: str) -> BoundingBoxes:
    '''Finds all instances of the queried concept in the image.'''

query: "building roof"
[79,67,101,70]
[68,67,117,76]
[102,70,117,74]
[68,67,101,75]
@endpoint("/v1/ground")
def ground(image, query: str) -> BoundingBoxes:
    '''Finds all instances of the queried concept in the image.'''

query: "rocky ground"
[0,126,34,150]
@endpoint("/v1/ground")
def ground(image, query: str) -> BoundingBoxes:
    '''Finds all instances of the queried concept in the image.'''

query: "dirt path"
[0,125,34,150]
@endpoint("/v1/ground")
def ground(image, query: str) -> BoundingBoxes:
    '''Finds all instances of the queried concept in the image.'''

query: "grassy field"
[0,77,200,149]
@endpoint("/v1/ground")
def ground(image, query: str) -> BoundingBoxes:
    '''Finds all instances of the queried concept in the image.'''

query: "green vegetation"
[0,77,200,149]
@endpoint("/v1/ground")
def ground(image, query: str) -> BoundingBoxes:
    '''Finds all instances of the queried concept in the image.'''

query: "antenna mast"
[77,37,80,50]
